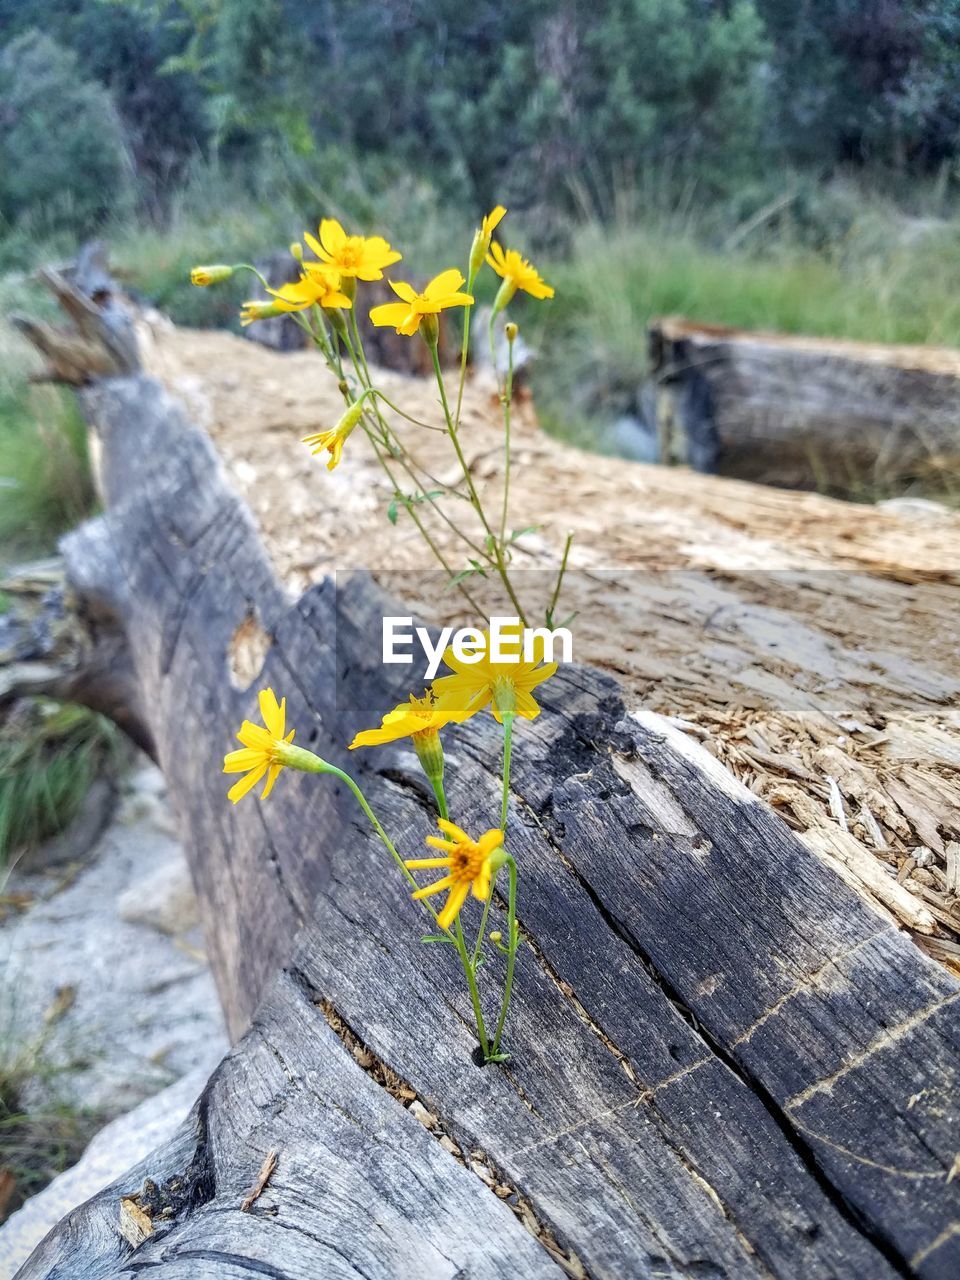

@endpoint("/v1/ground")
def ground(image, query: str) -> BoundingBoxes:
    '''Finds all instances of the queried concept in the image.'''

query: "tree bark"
[649,315,960,491]
[13,273,960,1280]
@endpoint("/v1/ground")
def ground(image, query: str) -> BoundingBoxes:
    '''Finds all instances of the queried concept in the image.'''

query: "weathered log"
[13,271,960,1279]
[0,559,154,757]
[648,316,960,492]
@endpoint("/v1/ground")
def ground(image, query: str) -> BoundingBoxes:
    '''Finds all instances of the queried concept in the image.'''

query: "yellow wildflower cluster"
[204,203,564,1065]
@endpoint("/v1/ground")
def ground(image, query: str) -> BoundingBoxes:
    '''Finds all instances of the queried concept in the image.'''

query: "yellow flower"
[349,692,466,749]
[481,205,507,242]
[369,270,474,337]
[240,300,285,326]
[191,264,234,287]
[431,625,557,723]
[223,689,295,804]
[486,243,555,302]
[469,205,507,277]
[406,819,504,930]
[267,269,352,313]
[302,399,365,471]
[303,218,401,281]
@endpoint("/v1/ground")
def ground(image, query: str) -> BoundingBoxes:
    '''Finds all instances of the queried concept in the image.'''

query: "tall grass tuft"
[0,701,122,867]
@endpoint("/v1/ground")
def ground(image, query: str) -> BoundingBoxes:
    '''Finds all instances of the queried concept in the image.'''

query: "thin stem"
[431,775,449,821]
[489,854,518,1058]
[470,714,513,968]
[547,531,574,627]
[499,338,515,549]
[430,343,528,627]
[326,759,489,1055]
[336,327,486,616]
[454,292,474,429]
[500,713,514,831]
[453,921,490,1057]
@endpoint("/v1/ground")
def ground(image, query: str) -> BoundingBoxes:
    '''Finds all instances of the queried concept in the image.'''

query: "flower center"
[450,841,485,883]
[340,240,362,268]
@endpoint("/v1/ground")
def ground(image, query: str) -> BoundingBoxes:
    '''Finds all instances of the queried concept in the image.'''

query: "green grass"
[0,700,122,867]
[0,1035,105,1225]
[531,210,960,459]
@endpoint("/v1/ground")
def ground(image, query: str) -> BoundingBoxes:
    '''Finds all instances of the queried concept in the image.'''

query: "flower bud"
[419,312,440,348]
[290,241,304,262]
[492,676,517,720]
[191,264,234,287]
[327,307,349,339]
[504,321,518,343]
[489,930,502,944]
[490,277,517,322]
[412,728,445,786]
[337,399,366,435]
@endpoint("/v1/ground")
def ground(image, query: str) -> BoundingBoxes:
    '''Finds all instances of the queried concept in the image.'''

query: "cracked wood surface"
[16,366,960,1279]
[139,320,960,956]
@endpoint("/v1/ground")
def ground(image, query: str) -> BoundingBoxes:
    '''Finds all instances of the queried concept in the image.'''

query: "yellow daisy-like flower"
[223,689,295,804]
[267,269,352,313]
[406,819,504,930]
[240,300,285,326]
[369,270,474,337]
[302,399,365,471]
[303,218,402,281]
[469,205,507,277]
[431,625,558,724]
[481,205,507,242]
[349,692,466,749]
[486,243,555,302]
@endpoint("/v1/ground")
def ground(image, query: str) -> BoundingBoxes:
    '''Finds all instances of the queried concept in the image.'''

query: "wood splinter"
[240,1149,279,1212]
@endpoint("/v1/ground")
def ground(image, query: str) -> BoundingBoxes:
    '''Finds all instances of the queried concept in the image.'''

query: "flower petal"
[227,763,267,804]
[412,875,454,901]
[389,280,417,303]
[425,269,466,299]
[320,218,346,254]
[436,818,471,843]
[369,302,414,330]
[437,882,470,930]
[259,688,284,739]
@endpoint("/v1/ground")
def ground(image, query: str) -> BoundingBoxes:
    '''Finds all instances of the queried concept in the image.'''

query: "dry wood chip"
[240,1149,278,1212]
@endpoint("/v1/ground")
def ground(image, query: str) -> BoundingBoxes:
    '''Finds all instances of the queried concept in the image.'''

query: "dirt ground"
[139,318,960,966]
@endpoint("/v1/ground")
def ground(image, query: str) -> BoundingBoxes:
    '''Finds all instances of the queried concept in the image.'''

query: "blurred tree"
[757,0,960,171]
[0,0,208,205]
[0,30,133,233]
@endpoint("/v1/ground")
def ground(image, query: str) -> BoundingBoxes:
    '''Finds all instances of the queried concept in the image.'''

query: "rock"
[0,1059,221,1278]
[117,851,198,935]
[876,496,952,521]
[0,760,227,1118]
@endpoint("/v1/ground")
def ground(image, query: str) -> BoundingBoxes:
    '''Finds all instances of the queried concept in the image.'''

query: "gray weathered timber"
[14,289,960,1277]
[648,316,960,491]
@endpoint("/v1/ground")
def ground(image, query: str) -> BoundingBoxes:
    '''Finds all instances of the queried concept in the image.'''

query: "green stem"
[454,920,490,1058]
[500,713,513,831]
[489,854,518,1058]
[471,714,513,968]
[431,775,449,821]
[546,531,574,627]
[335,329,486,616]
[454,290,474,429]
[429,343,528,627]
[315,758,490,1056]
[499,339,515,549]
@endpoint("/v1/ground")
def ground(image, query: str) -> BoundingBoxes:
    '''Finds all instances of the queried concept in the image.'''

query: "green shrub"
[0,30,133,235]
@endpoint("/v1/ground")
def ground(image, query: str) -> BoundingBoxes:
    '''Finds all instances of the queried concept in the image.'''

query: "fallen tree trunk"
[13,275,960,1278]
[648,316,960,492]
